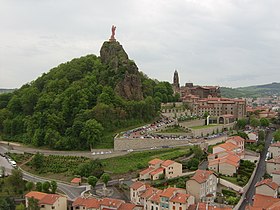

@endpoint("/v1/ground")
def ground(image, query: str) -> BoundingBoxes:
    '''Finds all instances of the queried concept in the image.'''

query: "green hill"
[221,82,280,98]
[0,41,176,150]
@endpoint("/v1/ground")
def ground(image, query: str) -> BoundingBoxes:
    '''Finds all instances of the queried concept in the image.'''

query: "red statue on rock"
[110,25,116,42]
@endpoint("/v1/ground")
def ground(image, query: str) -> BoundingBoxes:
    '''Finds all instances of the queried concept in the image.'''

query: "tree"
[7,169,24,194]
[100,173,110,187]
[236,118,247,130]
[236,132,249,140]
[250,118,260,128]
[258,130,265,142]
[260,118,270,127]
[35,182,42,192]
[32,152,44,170]
[0,197,14,210]
[16,203,26,210]
[50,181,57,194]
[88,176,98,189]
[27,197,39,210]
[42,181,50,193]
[26,182,34,192]
[274,129,280,142]
[81,119,103,149]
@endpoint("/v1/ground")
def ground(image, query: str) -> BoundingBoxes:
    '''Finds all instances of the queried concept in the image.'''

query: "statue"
[110,25,116,42]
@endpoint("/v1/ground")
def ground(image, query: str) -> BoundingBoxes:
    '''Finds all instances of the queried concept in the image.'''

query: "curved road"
[238,130,272,210]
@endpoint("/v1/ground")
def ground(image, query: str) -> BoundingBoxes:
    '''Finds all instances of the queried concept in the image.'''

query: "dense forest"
[0,41,179,150]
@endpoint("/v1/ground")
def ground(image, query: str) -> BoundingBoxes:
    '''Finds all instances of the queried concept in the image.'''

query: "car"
[127,149,134,152]
[10,160,17,167]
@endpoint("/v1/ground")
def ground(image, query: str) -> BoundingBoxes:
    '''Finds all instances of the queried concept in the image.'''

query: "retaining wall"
[191,123,235,137]
[179,119,205,128]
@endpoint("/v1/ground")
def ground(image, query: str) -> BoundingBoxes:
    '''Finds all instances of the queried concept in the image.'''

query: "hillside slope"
[221,82,280,98]
[0,41,175,150]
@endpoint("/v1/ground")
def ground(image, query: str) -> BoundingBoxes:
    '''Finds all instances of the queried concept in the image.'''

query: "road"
[238,130,272,210]
[0,145,87,201]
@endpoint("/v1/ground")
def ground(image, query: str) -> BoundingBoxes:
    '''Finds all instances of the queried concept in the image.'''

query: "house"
[255,179,279,198]
[100,198,125,209]
[186,170,218,203]
[130,182,194,210]
[139,158,182,181]
[71,177,81,186]
[272,170,280,185]
[208,153,240,176]
[25,191,67,210]
[246,132,258,141]
[213,142,239,155]
[245,194,280,209]
[190,202,233,210]
[268,142,280,159]
[226,136,245,158]
[130,181,147,204]
[72,197,100,210]
[266,156,280,174]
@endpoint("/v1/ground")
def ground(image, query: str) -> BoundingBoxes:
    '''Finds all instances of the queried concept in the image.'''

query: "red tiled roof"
[71,177,81,183]
[252,194,280,209]
[227,136,245,144]
[100,198,124,208]
[130,181,145,190]
[148,158,163,165]
[25,191,47,200]
[149,190,163,203]
[150,167,164,176]
[267,156,280,164]
[161,160,176,167]
[214,142,238,152]
[190,170,215,184]
[118,203,136,210]
[139,167,155,175]
[73,197,100,208]
[270,142,280,147]
[170,193,191,204]
[160,188,184,198]
[195,202,233,210]
[139,187,158,199]
[39,194,63,205]
[255,179,279,190]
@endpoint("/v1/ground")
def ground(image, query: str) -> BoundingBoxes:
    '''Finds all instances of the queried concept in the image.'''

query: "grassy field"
[8,146,190,182]
[101,147,190,175]
[159,126,187,133]
[190,124,219,130]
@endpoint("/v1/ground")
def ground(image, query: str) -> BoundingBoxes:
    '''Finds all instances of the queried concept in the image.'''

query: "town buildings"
[139,158,182,181]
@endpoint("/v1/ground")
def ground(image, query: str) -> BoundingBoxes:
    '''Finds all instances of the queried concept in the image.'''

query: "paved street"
[238,130,272,210]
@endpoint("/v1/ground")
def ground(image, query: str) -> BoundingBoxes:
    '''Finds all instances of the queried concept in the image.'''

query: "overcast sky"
[1,0,280,88]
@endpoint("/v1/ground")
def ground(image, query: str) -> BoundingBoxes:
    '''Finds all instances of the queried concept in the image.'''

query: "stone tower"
[173,70,180,89]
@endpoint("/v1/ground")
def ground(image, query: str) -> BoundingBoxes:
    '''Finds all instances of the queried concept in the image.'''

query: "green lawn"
[159,126,187,133]
[190,124,219,129]
[220,175,239,186]
[101,147,190,175]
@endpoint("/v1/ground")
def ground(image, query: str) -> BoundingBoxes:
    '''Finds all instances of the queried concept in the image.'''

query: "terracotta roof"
[195,202,233,210]
[25,191,64,206]
[219,158,239,167]
[39,194,63,205]
[270,142,280,147]
[148,158,163,165]
[160,187,184,198]
[100,198,124,208]
[139,187,158,199]
[150,167,164,176]
[25,191,47,200]
[118,203,136,210]
[255,179,279,190]
[72,197,100,208]
[190,170,215,184]
[271,170,280,175]
[162,160,176,167]
[139,167,155,175]
[169,193,191,204]
[252,194,280,209]
[71,177,81,183]
[130,181,145,190]
[213,142,238,152]
[208,159,219,166]
[227,136,245,144]
[149,190,163,203]
[267,156,280,164]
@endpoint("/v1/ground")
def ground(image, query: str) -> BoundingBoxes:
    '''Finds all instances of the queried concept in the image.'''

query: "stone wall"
[190,123,235,137]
